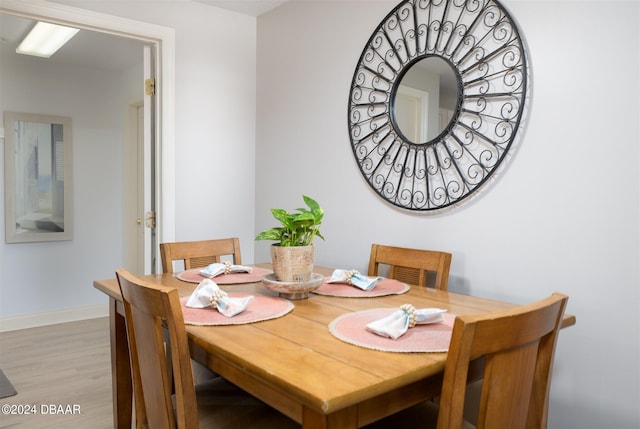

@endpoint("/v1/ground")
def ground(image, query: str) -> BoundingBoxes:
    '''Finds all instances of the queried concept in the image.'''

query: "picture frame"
[4,111,73,243]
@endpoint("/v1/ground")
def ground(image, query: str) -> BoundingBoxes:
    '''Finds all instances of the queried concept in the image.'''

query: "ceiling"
[0,13,144,72]
[0,1,286,72]
[193,0,288,17]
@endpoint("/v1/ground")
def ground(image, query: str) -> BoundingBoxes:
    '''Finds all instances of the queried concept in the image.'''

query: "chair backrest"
[116,268,199,429]
[368,244,452,291]
[437,293,569,429]
[160,238,242,274]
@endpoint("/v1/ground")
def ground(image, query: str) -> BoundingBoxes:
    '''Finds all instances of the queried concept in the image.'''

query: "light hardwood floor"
[0,317,113,429]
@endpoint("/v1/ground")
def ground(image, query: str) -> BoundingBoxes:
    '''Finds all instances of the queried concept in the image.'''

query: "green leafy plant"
[255,195,325,247]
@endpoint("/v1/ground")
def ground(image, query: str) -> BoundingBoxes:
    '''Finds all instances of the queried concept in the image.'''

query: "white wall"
[255,1,639,428]
[0,54,130,320]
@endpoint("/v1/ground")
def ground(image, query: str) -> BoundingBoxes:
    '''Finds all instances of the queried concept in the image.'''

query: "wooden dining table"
[94,264,575,429]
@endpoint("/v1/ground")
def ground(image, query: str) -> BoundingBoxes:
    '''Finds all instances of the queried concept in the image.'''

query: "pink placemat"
[313,278,410,297]
[180,294,294,326]
[329,308,454,353]
[176,266,272,284]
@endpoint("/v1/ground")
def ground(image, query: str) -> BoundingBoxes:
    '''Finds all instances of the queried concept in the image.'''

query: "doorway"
[0,0,176,273]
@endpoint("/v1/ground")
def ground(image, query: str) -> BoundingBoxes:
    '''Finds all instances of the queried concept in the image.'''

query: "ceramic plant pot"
[270,244,314,282]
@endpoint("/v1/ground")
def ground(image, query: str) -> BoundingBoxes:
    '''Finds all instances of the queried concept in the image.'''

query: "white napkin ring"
[400,304,417,328]
[223,261,232,275]
[209,289,228,309]
[346,269,359,285]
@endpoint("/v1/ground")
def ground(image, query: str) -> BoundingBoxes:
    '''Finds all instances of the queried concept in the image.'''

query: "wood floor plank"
[0,318,113,429]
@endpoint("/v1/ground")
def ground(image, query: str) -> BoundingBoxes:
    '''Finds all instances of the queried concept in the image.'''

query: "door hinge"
[144,78,155,96]
[145,211,156,229]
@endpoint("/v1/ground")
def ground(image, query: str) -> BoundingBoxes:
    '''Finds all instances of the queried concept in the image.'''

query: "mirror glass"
[4,112,73,243]
[393,57,458,144]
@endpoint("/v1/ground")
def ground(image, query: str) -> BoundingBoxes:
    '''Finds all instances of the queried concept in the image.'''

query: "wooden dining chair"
[160,237,244,384]
[368,244,452,291]
[363,292,569,429]
[160,238,242,274]
[115,268,299,429]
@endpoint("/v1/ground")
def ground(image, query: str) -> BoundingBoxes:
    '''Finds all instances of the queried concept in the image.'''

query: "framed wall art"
[4,111,73,243]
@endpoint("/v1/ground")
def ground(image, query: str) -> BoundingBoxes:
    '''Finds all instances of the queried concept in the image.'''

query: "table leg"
[109,298,133,429]
[302,405,358,429]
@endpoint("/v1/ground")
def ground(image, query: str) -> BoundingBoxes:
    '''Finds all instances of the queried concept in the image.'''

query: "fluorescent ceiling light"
[16,22,80,58]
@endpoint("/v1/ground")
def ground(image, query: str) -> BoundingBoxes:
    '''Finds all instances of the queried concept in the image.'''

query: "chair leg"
[164,326,218,388]
[163,328,175,393]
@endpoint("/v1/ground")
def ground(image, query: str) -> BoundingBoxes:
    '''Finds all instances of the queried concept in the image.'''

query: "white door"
[142,45,157,274]
[134,104,145,274]
[122,104,145,275]
[395,85,429,143]
[122,45,159,275]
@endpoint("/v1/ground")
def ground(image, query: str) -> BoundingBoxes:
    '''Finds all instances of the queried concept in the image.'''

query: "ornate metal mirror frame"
[348,0,528,211]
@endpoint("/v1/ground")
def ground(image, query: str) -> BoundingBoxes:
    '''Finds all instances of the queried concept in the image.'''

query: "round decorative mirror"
[348,0,528,211]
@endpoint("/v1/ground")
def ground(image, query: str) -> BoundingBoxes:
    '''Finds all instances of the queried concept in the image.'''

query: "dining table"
[93,264,576,429]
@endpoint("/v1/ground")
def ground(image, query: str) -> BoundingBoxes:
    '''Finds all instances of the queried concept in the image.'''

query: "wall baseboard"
[0,304,109,332]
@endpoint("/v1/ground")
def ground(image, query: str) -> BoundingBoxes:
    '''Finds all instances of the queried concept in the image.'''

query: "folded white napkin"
[366,305,447,339]
[185,279,254,317]
[327,269,382,291]
[199,262,253,278]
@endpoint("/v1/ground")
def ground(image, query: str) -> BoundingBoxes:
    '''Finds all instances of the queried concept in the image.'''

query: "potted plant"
[255,195,324,282]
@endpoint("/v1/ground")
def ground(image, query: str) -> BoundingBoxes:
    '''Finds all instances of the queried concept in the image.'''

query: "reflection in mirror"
[393,56,459,144]
[4,112,73,243]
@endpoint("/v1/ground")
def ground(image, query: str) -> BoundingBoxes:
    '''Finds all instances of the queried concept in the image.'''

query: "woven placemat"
[329,308,454,353]
[180,294,294,325]
[313,278,410,297]
[177,266,272,284]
